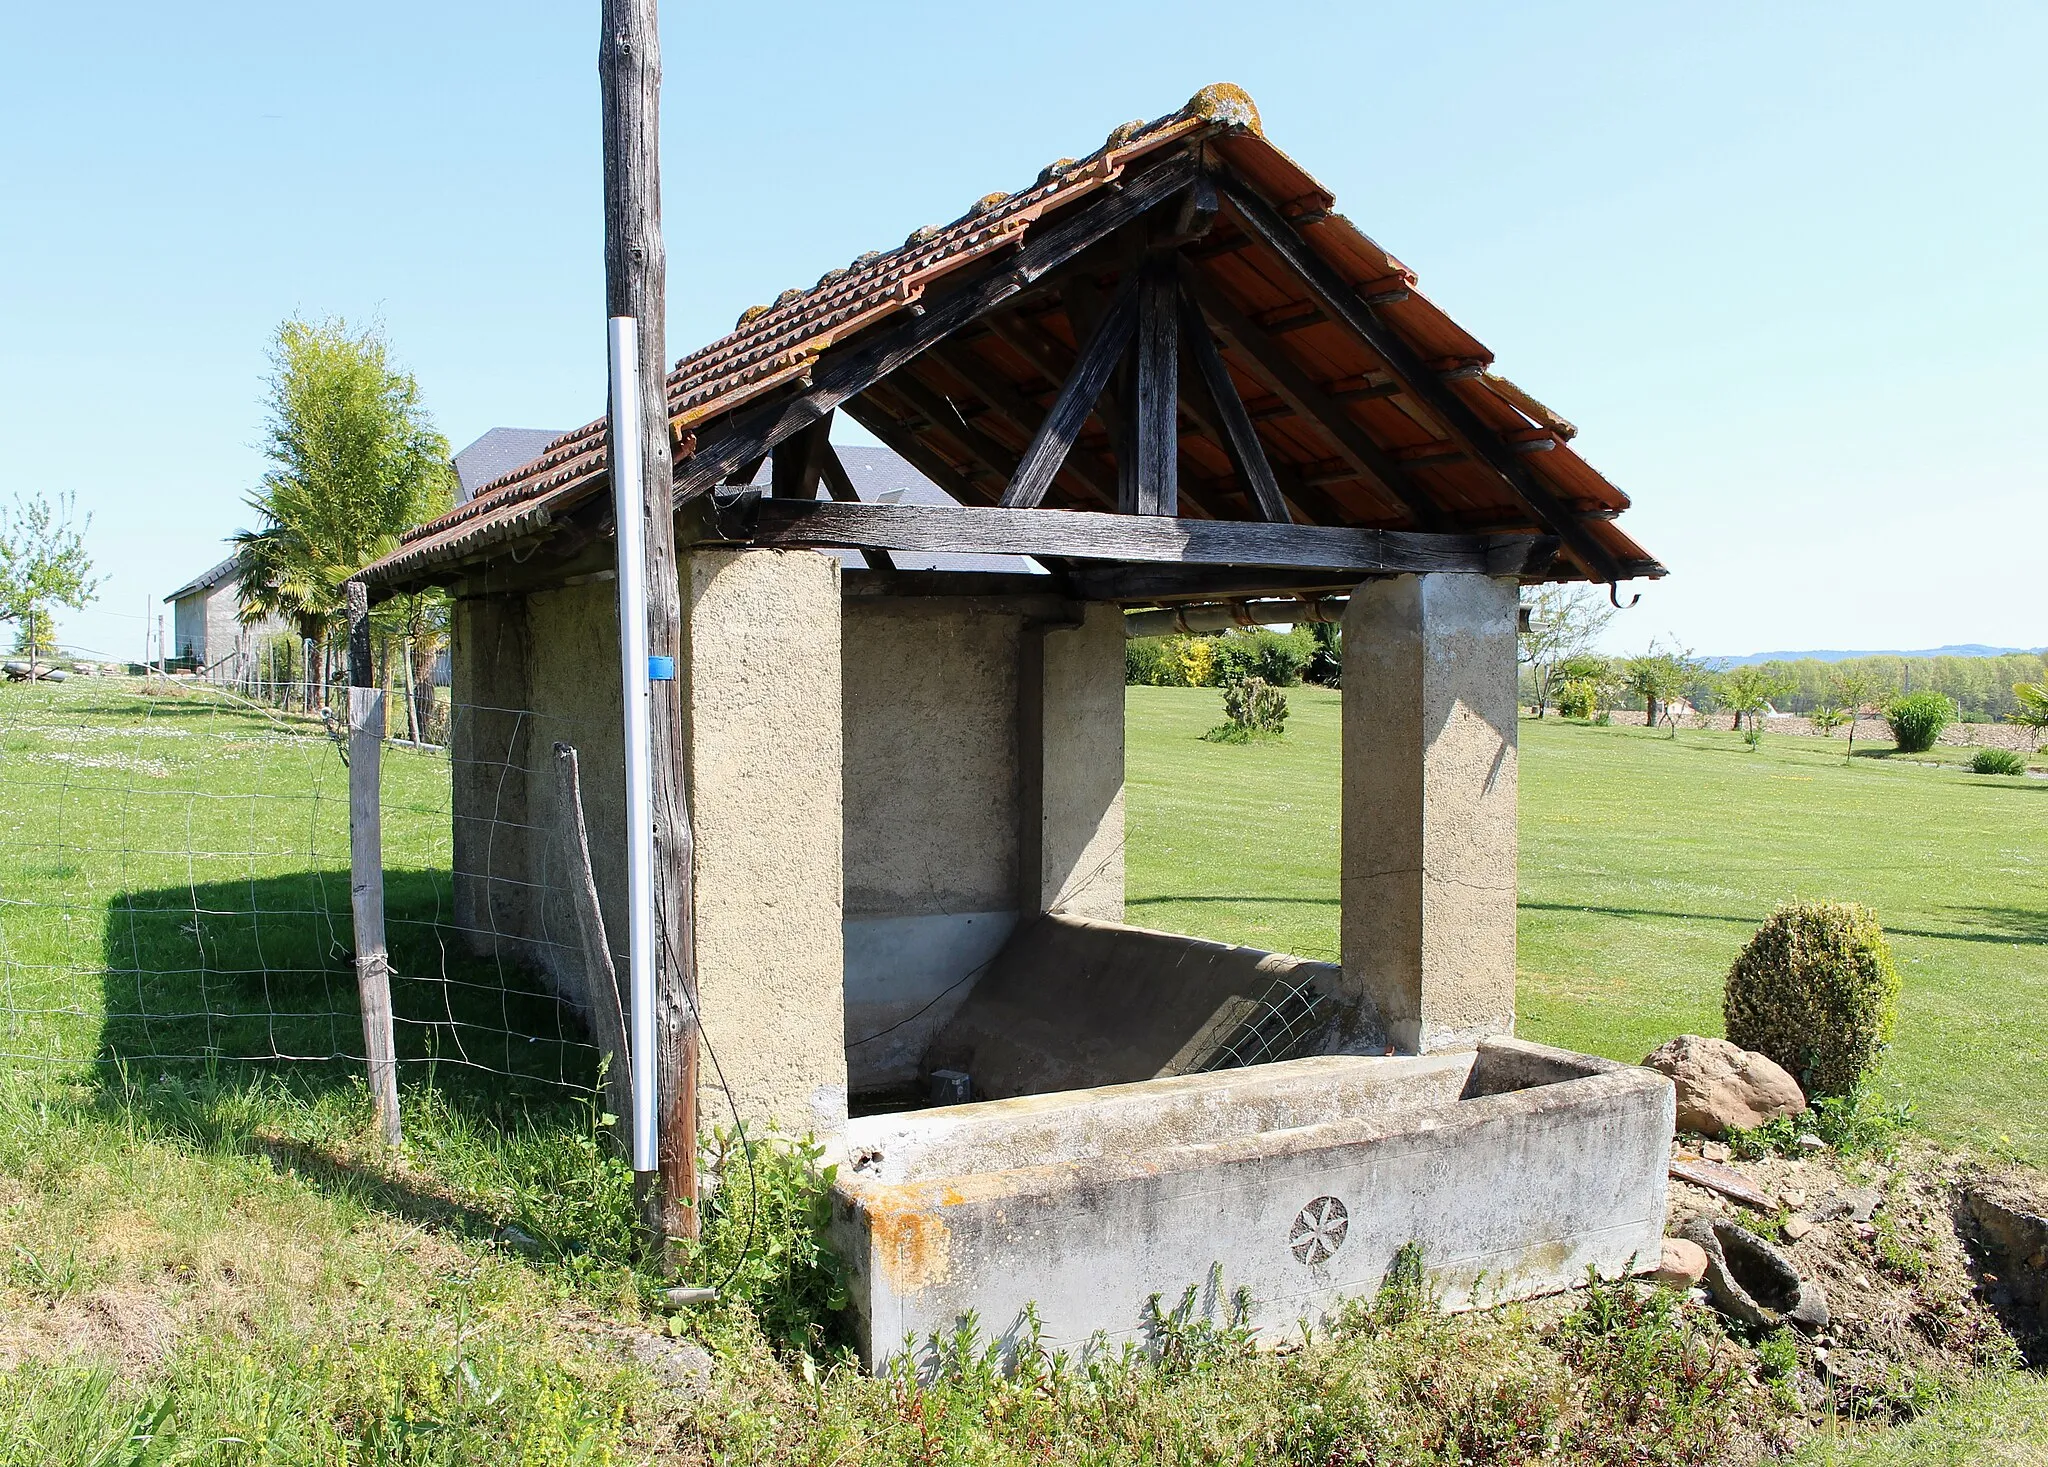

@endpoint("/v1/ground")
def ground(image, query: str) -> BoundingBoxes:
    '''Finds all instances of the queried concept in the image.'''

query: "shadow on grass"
[1517,900,2048,947]
[92,871,616,1249]
[1127,894,1339,909]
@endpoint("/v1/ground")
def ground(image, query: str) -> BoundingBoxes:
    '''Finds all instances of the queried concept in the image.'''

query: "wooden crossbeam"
[999,275,1139,508]
[1181,265,1450,532]
[671,150,1199,503]
[1179,284,1290,524]
[1215,175,1629,584]
[717,497,1552,576]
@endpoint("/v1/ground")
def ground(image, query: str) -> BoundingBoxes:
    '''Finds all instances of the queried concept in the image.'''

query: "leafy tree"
[1518,585,1617,717]
[1828,667,1895,763]
[1622,641,1700,738]
[0,491,100,679]
[2013,681,2048,750]
[236,317,453,710]
[1719,665,1795,736]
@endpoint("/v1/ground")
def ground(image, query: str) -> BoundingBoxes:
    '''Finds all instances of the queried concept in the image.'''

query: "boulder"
[1643,1236,1710,1288]
[1643,1035,1807,1137]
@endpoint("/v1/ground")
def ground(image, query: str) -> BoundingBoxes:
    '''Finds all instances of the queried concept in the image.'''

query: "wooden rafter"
[1000,274,1139,509]
[670,150,1199,504]
[923,342,1118,509]
[806,429,895,572]
[1178,283,1289,523]
[1214,175,1627,583]
[1181,265,1450,531]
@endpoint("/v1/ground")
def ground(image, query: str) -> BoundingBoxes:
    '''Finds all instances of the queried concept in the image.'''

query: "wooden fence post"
[345,580,402,1145]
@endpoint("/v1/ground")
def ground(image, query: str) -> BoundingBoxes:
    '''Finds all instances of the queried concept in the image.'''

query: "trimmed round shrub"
[1970,747,2028,776]
[1884,692,1956,753]
[1725,902,1901,1098]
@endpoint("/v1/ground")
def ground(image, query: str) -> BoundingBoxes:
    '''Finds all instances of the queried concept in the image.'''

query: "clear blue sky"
[3,3,2041,662]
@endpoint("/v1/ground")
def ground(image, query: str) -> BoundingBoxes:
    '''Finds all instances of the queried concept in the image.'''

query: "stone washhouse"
[360,86,1676,1367]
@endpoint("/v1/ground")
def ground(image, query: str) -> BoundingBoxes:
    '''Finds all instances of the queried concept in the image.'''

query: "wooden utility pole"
[601,0,698,1245]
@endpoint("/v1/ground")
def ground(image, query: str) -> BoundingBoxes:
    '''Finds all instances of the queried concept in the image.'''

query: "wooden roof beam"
[670,149,1199,503]
[928,343,1119,509]
[1001,273,1138,509]
[1181,265,1450,531]
[1215,175,1628,584]
[721,497,1557,577]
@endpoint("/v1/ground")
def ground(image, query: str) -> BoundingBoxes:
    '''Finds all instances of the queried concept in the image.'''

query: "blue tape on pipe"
[647,656,675,681]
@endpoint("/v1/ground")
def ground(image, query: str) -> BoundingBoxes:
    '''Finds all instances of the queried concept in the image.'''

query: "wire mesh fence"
[0,675,611,1114]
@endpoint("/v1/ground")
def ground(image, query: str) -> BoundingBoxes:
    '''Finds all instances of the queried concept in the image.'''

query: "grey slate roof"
[454,427,569,504]
[165,552,244,603]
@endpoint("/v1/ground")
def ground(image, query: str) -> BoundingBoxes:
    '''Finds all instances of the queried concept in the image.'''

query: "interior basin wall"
[846,1051,1482,1185]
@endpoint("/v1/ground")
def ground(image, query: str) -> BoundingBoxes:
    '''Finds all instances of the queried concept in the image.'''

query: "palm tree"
[236,317,452,712]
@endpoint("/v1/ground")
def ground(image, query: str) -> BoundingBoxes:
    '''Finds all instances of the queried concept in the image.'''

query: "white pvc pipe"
[608,316,659,1174]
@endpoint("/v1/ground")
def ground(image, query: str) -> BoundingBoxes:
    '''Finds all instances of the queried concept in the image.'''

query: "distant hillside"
[1713,645,2043,667]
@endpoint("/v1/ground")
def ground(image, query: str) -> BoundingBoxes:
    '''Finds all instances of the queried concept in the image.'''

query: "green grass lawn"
[1126,684,2048,1165]
[2,676,2045,1463]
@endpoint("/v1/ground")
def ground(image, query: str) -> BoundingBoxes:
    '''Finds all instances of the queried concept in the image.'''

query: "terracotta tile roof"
[365,84,1660,591]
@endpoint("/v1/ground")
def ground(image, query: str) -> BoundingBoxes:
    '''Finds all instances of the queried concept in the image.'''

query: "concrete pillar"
[1340,574,1519,1053]
[1031,603,1126,921]
[682,547,848,1137]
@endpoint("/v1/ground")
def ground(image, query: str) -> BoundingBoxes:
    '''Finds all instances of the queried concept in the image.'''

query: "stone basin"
[830,1037,1674,1369]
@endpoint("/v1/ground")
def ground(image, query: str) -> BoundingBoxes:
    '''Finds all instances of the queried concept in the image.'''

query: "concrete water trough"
[831,1037,1674,1368]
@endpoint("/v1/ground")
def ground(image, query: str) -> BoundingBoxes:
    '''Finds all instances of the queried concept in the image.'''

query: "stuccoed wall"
[1037,604,1126,922]
[840,596,1127,1093]
[446,563,1129,1118]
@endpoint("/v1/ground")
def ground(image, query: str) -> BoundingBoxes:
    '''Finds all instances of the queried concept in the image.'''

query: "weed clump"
[1970,747,2027,776]
[1726,902,1901,1098]
[1203,676,1289,744]
[1885,693,1956,753]
[1553,1273,1747,1463]
[686,1129,848,1355]
[1728,1082,1915,1160]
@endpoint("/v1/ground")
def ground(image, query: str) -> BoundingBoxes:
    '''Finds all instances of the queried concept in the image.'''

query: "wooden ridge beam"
[1215,175,1628,584]
[709,497,1552,576]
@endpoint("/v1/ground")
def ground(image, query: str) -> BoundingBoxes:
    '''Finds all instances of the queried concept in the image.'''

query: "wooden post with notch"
[344,579,402,1146]
[601,0,699,1246]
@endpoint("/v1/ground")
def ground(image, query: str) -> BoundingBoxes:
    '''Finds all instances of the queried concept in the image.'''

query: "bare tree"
[1519,585,1618,717]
